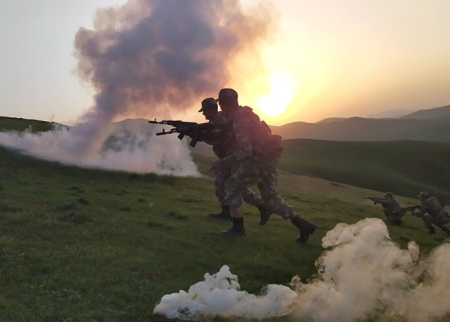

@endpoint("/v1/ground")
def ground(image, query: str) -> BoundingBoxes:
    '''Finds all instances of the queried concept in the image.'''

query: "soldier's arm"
[411,204,427,217]
[369,197,386,204]
[202,129,223,146]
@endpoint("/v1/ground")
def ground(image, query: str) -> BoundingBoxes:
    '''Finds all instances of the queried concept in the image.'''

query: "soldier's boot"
[428,226,436,234]
[208,206,231,220]
[440,226,450,236]
[291,215,317,243]
[257,205,272,226]
[221,217,246,236]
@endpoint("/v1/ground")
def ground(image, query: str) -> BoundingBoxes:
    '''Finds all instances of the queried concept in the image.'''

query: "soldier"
[197,97,271,223]
[364,192,405,225]
[207,88,316,243]
[411,191,450,235]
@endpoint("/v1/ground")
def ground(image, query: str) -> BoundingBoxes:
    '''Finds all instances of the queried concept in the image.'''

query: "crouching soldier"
[364,192,404,225]
[411,191,450,235]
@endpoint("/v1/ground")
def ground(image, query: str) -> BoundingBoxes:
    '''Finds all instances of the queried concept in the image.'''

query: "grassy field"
[279,139,450,201]
[0,117,54,133]
[0,118,449,321]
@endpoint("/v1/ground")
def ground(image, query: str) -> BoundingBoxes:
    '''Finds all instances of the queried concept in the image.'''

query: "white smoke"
[153,218,450,321]
[0,119,199,176]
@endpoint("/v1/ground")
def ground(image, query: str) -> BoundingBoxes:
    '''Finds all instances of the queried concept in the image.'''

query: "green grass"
[0,147,323,321]
[0,117,449,321]
[0,116,55,133]
[279,139,450,201]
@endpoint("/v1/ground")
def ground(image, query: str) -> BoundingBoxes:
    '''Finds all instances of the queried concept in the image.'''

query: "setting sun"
[255,71,295,117]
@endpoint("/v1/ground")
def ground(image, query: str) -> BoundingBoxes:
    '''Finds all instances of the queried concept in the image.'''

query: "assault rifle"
[401,205,421,212]
[362,197,384,205]
[148,119,227,147]
[392,204,421,217]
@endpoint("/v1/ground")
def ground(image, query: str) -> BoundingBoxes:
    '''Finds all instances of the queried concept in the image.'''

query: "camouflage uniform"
[216,88,315,241]
[412,196,450,232]
[221,106,295,219]
[369,195,404,225]
[205,112,264,208]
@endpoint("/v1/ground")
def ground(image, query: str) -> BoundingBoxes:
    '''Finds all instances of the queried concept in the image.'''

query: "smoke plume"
[0,0,277,174]
[153,218,450,321]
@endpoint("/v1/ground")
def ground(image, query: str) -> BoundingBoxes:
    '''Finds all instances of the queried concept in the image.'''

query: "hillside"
[364,108,416,118]
[279,139,450,201]
[271,104,450,141]
[1,116,449,200]
[1,116,450,320]
[401,104,450,120]
[0,116,55,132]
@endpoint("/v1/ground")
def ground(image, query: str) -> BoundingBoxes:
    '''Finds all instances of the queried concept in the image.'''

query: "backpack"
[241,106,284,157]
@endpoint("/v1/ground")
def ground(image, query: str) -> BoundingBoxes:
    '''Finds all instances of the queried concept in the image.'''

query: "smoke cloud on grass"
[153,218,450,321]
[0,120,197,175]
[0,0,277,174]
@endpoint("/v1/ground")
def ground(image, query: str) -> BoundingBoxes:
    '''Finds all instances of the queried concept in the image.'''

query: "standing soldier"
[411,191,450,235]
[208,88,316,243]
[197,97,271,224]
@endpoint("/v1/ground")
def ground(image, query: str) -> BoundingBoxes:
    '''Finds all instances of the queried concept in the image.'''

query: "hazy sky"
[1,0,449,125]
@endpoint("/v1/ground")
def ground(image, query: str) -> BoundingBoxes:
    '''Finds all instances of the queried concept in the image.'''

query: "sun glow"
[254,71,295,117]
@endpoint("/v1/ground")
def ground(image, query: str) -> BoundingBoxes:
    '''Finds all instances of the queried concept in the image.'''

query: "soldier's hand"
[207,160,223,178]
[179,125,191,135]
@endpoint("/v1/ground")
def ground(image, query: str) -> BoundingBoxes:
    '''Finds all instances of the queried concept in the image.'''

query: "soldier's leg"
[209,168,231,220]
[432,217,450,236]
[384,216,402,225]
[422,215,436,234]
[220,166,254,236]
[257,170,295,217]
[223,162,269,223]
[257,168,316,243]
[440,225,450,236]
[240,187,273,225]
[241,188,264,207]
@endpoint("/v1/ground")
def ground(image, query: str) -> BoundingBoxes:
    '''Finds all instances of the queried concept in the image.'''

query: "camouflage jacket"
[412,197,449,218]
[370,197,402,213]
[202,112,235,159]
[221,106,283,167]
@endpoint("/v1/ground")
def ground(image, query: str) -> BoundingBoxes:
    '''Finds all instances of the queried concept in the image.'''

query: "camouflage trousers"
[384,216,403,225]
[215,165,264,208]
[222,155,296,219]
[422,214,450,229]
[383,209,404,225]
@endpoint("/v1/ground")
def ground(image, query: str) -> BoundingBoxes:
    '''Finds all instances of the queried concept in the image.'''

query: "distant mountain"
[401,104,450,120]
[270,104,450,142]
[316,117,348,124]
[317,109,416,124]
[364,109,416,118]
